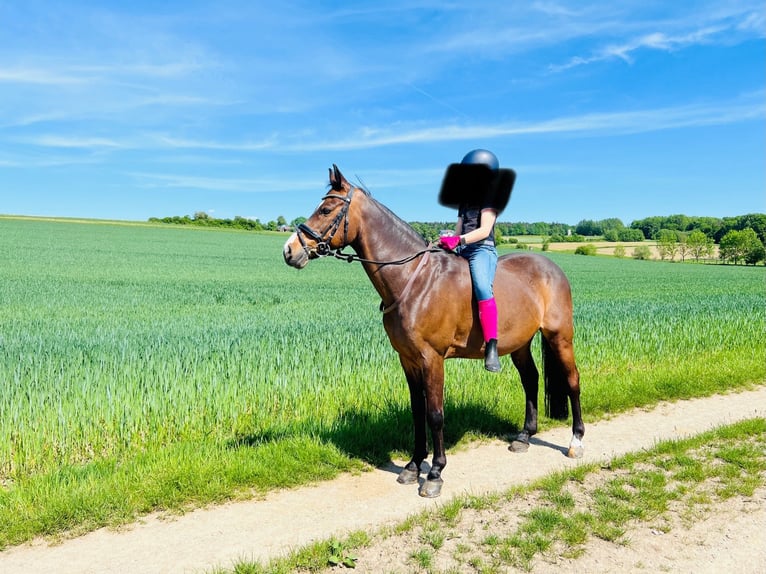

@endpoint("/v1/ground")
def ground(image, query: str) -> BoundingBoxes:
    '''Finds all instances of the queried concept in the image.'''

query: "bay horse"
[282,165,584,498]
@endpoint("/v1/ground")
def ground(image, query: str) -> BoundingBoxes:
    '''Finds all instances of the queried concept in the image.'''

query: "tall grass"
[0,216,763,546]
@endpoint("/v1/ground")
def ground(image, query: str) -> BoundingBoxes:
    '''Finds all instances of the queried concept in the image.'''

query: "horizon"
[5,209,763,230]
[1,2,764,225]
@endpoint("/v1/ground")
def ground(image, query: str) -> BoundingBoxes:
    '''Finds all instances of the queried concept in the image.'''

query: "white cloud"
[281,94,766,151]
[21,135,126,149]
[549,9,765,72]
[0,68,85,85]
[129,172,321,193]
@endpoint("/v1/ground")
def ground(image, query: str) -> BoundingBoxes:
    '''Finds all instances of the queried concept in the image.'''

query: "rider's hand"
[438,235,463,250]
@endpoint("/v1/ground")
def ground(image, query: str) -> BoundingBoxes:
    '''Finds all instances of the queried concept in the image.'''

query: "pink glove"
[439,235,462,250]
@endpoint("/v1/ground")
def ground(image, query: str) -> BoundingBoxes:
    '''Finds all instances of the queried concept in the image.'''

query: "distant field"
[0,216,763,547]
[544,240,720,259]
[508,236,720,259]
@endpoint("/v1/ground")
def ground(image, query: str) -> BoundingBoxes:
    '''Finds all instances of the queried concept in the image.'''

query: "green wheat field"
[0,216,763,547]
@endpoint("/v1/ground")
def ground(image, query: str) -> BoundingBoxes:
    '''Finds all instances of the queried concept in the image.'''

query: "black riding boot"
[484,339,501,372]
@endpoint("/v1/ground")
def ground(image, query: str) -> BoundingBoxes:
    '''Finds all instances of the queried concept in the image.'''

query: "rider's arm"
[460,208,497,245]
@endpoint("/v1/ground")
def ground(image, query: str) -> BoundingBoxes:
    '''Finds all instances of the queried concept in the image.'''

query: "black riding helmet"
[439,149,515,213]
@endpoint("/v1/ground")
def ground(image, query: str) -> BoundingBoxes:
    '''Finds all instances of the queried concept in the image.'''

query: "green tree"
[618,228,645,242]
[631,216,664,240]
[745,242,766,265]
[686,230,714,262]
[677,232,689,262]
[656,229,679,261]
[718,229,761,264]
[575,219,601,236]
[738,213,766,245]
[632,245,652,260]
[740,228,765,265]
[574,244,597,256]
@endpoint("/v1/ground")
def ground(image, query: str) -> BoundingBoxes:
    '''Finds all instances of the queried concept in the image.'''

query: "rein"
[326,245,440,266]
[380,251,432,314]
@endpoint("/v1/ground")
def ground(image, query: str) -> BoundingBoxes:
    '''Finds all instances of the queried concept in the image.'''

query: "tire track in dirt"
[3,386,765,574]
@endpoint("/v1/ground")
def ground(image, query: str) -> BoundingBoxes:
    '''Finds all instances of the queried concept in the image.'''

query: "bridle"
[296,187,355,258]
[295,185,441,267]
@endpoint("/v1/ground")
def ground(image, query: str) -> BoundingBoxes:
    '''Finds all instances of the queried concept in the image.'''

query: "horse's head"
[283,165,360,269]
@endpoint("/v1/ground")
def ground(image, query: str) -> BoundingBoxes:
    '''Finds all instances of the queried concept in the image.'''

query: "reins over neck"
[326,244,440,266]
[295,183,443,312]
[296,184,441,266]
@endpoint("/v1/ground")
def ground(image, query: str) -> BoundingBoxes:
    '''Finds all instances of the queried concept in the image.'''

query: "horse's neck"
[351,196,430,305]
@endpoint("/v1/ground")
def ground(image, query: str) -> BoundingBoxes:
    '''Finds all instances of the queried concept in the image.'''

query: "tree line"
[149,212,766,265]
[148,211,288,232]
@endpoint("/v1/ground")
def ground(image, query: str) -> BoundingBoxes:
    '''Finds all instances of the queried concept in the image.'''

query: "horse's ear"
[330,164,347,191]
[328,167,338,190]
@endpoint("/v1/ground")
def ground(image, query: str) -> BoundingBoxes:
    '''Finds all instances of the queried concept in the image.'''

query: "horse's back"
[443,250,574,357]
[495,251,574,338]
[386,249,574,360]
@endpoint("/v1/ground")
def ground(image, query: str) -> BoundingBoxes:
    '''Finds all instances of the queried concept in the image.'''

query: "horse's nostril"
[282,239,294,262]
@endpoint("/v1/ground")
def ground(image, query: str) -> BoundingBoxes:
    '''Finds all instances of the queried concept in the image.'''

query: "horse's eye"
[320,207,333,215]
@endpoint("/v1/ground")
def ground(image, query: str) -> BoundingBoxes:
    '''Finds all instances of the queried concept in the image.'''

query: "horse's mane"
[353,180,429,248]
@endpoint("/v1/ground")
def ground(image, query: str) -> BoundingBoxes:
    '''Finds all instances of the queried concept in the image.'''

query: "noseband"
[296,187,355,258]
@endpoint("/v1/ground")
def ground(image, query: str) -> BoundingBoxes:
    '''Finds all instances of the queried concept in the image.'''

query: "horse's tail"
[541,333,570,420]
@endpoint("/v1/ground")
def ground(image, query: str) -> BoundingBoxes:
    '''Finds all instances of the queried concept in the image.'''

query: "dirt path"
[3,387,765,574]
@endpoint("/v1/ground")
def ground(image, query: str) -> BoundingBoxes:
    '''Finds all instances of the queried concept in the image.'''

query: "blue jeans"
[458,242,497,301]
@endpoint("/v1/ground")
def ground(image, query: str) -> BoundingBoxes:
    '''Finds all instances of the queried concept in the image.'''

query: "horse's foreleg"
[509,342,539,454]
[397,365,428,486]
[419,357,446,498]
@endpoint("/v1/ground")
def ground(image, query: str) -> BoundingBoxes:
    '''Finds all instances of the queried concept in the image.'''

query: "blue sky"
[1,1,764,225]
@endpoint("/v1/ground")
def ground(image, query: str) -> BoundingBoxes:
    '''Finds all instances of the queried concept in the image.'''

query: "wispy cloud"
[0,68,86,85]
[282,94,766,151]
[14,132,276,153]
[0,60,207,88]
[13,92,764,156]
[20,135,126,149]
[550,27,725,71]
[150,134,276,152]
[129,172,318,193]
[549,9,765,72]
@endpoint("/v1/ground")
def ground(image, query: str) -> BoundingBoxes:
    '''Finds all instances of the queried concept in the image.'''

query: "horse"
[282,165,584,498]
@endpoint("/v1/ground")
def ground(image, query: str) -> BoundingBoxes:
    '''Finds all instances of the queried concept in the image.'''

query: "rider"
[438,149,502,372]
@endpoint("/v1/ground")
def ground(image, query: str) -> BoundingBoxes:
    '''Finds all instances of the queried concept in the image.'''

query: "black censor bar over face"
[438,163,516,215]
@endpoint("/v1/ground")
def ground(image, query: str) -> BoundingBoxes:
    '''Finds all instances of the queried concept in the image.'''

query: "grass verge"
[219,417,766,573]
[0,437,362,549]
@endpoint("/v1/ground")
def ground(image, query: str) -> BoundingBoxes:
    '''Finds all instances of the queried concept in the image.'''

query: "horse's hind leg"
[509,340,539,454]
[543,331,585,459]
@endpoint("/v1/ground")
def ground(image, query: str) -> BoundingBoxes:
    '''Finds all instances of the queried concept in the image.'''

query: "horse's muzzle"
[283,233,310,269]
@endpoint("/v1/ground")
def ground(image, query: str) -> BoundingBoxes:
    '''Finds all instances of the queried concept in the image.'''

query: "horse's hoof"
[567,446,584,459]
[419,478,443,498]
[509,440,530,453]
[397,467,420,485]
